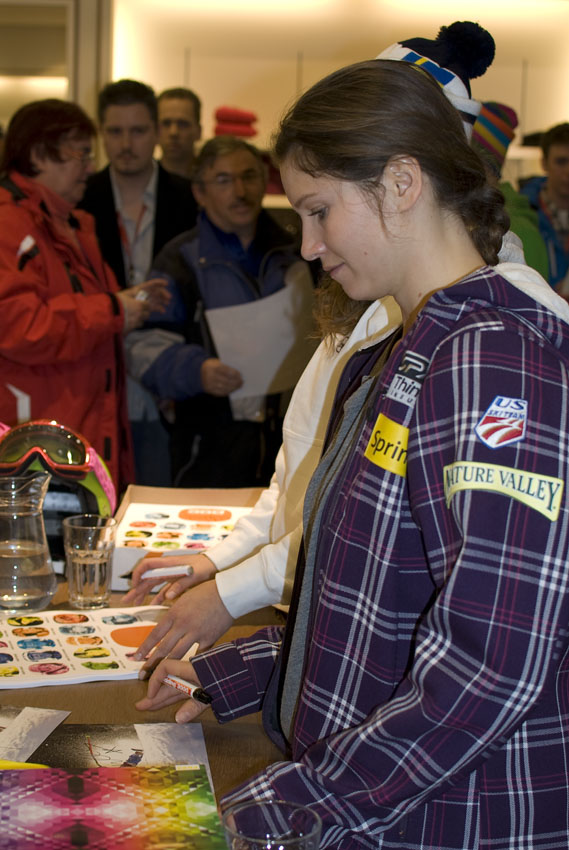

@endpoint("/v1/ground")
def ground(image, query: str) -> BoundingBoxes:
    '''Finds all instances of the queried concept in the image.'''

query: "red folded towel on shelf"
[214,122,257,137]
[215,106,258,124]
[214,106,258,137]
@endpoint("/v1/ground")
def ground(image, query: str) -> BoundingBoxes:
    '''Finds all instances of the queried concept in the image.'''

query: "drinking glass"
[62,514,116,609]
[222,800,321,850]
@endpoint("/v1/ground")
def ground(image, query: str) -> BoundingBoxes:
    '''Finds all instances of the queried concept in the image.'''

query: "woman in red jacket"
[0,99,166,491]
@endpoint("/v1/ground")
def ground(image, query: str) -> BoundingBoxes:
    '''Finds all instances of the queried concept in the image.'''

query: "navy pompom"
[437,21,495,79]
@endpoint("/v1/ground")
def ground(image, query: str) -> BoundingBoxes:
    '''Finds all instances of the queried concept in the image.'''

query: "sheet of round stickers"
[117,503,252,553]
[0,607,165,687]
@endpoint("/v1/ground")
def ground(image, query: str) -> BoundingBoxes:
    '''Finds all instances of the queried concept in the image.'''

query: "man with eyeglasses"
[79,79,199,486]
[127,135,311,488]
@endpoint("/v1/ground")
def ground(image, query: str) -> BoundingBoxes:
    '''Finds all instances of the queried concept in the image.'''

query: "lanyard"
[116,204,147,286]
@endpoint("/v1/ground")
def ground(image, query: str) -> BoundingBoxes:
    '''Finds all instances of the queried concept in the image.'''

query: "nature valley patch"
[444,461,563,521]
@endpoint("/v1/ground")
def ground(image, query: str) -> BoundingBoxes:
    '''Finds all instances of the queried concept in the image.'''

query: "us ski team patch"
[475,396,527,449]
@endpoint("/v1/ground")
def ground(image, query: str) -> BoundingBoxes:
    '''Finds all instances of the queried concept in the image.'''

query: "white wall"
[111,0,569,159]
[0,0,112,133]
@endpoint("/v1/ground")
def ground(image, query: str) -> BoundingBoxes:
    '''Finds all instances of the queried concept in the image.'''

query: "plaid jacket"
[194,266,569,849]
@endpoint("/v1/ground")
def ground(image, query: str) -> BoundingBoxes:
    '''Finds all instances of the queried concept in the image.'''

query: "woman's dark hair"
[1,99,96,177]
[274,59,509,340]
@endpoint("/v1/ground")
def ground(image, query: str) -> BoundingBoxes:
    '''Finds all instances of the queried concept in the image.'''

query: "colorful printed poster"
[0,765,226,849]
[0,607,164,687]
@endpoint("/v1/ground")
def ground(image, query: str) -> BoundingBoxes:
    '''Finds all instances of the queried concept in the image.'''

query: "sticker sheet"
[0,607,164,688]
[116,502,252,553]
[0,764,226,849]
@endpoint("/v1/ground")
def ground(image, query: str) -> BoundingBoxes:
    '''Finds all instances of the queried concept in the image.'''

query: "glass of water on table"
[222,801,321,850]
[62,515,117,609]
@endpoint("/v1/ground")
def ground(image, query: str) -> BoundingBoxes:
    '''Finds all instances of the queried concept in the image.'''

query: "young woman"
[137,61,569,849]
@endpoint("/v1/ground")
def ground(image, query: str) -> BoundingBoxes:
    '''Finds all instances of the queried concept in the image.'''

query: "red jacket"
[0,172,134,491]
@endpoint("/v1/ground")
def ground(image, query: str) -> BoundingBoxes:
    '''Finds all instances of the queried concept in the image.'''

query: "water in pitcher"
[0,472,57,613]
[0,538,57,612]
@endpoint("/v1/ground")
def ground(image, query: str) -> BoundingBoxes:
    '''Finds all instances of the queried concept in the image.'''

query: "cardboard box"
[111,485,262,592]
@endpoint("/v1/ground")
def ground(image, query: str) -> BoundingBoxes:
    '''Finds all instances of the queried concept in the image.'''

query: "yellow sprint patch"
[444,461,564,521]
[364,414,408,476]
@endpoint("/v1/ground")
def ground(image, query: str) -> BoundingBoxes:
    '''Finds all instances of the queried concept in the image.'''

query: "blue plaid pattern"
[194,267,569,849]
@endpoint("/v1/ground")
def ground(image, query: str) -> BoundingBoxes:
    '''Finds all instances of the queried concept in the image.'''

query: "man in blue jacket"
[520,122,569,289]
[127,136,310,488]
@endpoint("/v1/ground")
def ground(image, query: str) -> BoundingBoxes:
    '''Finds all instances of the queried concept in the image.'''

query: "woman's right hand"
[122,552,217,606]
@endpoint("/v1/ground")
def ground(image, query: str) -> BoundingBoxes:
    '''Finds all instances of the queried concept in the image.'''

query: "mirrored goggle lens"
[0,426,86,466]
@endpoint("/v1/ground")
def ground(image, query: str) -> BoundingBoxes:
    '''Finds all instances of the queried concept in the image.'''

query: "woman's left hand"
[130,277,171,313]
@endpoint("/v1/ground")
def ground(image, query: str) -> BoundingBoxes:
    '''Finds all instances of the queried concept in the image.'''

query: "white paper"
[135,722,209,771]
[0,706,69,761]
[205,260,317,399]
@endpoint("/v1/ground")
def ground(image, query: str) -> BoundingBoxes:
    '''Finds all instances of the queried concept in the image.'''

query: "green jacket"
[500,181,549,281]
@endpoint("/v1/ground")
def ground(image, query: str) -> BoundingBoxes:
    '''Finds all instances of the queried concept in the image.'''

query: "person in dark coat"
[80,79,198,485]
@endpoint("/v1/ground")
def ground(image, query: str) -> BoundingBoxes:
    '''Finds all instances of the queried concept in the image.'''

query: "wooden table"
[3,623,284,800]
[2,486,287,801]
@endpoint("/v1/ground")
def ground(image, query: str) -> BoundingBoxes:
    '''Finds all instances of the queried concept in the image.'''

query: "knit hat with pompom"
[376,21,495,139]
[472,101,518,177]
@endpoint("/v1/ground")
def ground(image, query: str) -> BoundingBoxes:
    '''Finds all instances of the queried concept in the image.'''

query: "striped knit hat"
[472,101,518,176]
[376,22,495,140]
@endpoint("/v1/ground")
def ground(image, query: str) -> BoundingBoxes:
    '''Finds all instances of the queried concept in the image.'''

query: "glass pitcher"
[0,471,57,612]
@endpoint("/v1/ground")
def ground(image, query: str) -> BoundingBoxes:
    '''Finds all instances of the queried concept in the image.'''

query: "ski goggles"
[0,420,116,515]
